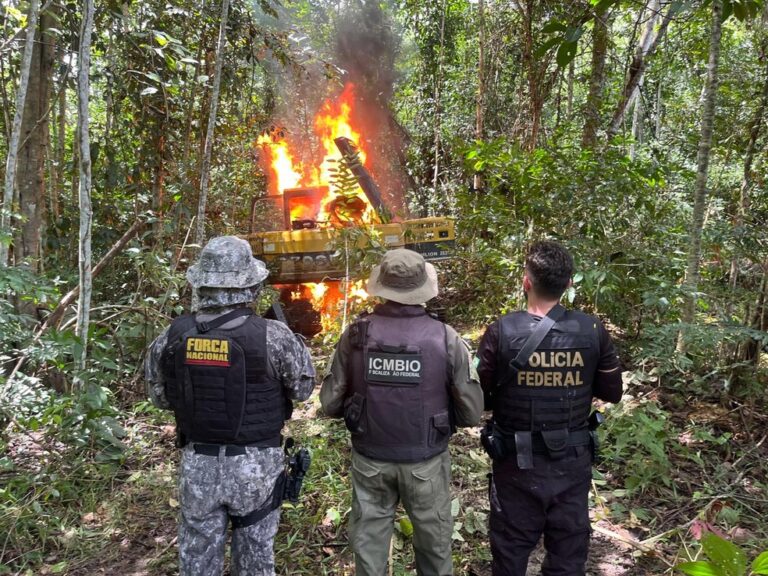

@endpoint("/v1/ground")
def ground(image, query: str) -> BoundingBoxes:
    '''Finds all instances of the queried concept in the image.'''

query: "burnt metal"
[291,219,317,230]
[333,137,386,215]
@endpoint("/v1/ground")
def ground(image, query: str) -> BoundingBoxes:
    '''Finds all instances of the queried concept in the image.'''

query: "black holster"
[480,420,508,462]
[283,447,311,504]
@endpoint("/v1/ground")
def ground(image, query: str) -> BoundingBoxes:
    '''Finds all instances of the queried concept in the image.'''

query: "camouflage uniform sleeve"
[445,324,484,427]
[319,329,351,418]
[266,320,315,402]
[144,327,172,410]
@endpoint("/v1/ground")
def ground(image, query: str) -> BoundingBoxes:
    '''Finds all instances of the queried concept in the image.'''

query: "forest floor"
[3,339,767,576]
[19,397,664,576]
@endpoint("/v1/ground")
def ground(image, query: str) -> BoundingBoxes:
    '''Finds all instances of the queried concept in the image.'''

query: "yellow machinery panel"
[244,218,454,284]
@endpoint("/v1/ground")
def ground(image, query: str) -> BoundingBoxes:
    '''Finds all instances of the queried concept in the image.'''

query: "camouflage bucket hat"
[187,236,269,289]
[367,248,438,305]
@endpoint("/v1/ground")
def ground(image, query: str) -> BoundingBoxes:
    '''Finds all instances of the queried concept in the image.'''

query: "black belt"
[190,436,282,456]
[192,443,248,456]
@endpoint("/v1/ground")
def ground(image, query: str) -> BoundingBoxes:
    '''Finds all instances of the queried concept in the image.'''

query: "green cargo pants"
[349,449,453,576]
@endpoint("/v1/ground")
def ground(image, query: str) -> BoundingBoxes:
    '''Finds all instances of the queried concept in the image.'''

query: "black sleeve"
[477,321,500,410]
[592,321,623,403]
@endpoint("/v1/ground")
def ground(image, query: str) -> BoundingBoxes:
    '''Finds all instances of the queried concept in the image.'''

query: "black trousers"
[489,449,592,576]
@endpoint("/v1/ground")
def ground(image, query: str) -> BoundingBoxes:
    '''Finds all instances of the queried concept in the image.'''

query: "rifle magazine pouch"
[343,393,366,434]
[514,431,534,470]
[541,428,569,460]
[350,319,369,349]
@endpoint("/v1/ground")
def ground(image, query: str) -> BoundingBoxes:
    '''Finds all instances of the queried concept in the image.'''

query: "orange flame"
[258,83,375,319]
[257,83,376,225]
[301,281,369,332]
[255,134,303,194]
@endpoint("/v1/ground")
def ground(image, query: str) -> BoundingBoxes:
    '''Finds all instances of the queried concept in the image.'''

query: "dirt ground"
[75,515,661,576]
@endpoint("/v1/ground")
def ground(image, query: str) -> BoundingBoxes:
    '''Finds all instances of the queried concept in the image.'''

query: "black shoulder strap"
[510,304,566,371]
[197,307,254,333]
[498,304,566,388]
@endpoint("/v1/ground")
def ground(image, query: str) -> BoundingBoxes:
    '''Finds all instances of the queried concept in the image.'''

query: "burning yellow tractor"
[244,85,455,335]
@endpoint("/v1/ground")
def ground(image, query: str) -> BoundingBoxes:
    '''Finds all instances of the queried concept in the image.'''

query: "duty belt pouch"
[514,431,534,469]
[540,428,570,460]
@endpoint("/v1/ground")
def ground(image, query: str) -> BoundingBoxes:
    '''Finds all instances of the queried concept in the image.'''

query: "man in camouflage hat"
[320,248,483,576]
[145,235,315,576]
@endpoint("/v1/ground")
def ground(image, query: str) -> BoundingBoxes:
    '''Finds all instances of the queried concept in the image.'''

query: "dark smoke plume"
[334,1,410,216]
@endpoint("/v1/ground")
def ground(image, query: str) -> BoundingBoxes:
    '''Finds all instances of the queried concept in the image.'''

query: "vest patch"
[365,351,423,384]
[516,369,585,387]
[528,350,584,368]
[185,336,231,366]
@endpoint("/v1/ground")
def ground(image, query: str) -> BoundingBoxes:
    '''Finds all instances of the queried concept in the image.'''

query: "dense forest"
[1,0,767,574]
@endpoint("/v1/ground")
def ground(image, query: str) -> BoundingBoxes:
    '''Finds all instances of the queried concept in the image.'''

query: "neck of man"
[526,292,562,317]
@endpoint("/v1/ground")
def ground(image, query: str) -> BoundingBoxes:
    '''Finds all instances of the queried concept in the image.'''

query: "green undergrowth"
[0,402,176,575]
[2,370,767,575]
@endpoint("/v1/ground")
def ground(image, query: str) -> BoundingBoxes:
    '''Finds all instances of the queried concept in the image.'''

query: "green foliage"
[450,138,680,325]
[601,400,683,495]
[331,224,389,281]
[677,532,768,576]
[0,266,58,357]
[634,321,768,393]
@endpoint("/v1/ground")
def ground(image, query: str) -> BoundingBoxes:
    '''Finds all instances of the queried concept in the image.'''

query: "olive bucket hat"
[367,248,438,305]
[187,236,269,289]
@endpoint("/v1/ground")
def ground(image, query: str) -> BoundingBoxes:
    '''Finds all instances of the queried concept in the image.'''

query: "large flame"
[258,83,375,322]
[305,281,370,332]
[279,281,370,333]
[258,83,375,224]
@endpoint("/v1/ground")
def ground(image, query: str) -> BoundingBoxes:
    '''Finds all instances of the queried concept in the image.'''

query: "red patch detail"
[185,359,231,367]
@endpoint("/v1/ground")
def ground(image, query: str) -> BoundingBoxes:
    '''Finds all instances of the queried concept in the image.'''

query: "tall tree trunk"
[607,0,671,138]
[430,0,448,202]
[0,8,11,145]
[0,0,40,267]
[13,2,56,271]
[181,0,208,181]
[52,50,68,221]
[195,0,230,246]
[629,79,644,159]
[520,0,543,149]
[76,0,95,372]
[582,6,611,148]
[729,12,768,295]
[654,74,663,138]
[566,58,575,120]
[678,0,723,349]
[151,130,166,236]
[474,0,485,192]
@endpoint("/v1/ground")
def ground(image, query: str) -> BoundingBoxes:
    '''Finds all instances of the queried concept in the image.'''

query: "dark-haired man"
[476,240,623,576]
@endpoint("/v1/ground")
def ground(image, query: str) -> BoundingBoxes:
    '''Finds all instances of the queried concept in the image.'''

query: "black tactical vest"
[494,310,599,434]
[161,312,285,445]
[345,304,452,463]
